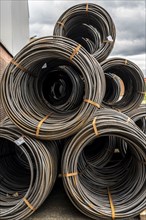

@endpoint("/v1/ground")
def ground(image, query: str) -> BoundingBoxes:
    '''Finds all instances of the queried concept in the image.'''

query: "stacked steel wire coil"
[1,36,105,140]
[0,118,59,220]
[61,109,146,220]
[53,3,116,62]
[0,3,146,220]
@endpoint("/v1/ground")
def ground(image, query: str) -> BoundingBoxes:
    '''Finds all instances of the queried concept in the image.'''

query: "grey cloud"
[111,38,145,56]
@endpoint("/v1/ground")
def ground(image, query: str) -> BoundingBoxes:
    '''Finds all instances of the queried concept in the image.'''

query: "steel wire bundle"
[0,36,105,140]
[53,3,116,62]
[128,104,146,134]
[0,119,59,220]
[61,109,146,220]
[101,58,145,113]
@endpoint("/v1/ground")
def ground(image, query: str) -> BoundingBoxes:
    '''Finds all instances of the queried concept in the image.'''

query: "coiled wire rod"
[61,109,146,220]
[101,58,145,113]
[0,118,59,220]
[128,104,146,134]
[53,3,116,62]
[1,36,105,140]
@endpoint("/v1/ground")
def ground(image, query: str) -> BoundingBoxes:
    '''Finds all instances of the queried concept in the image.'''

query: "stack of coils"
[61,109,146,220]
[1,36,105,140]
[0,2,145,220]
[0,118,59,220]
[53,3,116,62]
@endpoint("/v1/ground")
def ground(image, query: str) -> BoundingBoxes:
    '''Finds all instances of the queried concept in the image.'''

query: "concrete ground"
[27,179,140,220]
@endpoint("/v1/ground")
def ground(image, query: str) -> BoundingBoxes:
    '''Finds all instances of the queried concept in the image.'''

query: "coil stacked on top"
[1,36,105,140]
[53,3,116,62]
[61,109,146,220]
[0,118,59,220]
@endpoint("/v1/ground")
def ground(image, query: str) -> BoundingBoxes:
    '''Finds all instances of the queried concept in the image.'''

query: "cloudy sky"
[28,0,146,76]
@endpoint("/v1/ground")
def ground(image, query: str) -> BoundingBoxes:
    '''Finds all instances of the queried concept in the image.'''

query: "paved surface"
[27,179,140,220]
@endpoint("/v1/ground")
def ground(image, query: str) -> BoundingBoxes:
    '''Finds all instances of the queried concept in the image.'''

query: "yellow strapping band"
[125,60,128,65]
[86,3,89,14]
[92,117,99,136]
[70,44,81,61]
[36,114,50,137]
[63,172,78,177]
[108,188,115,220]
[23,198,35,211]
[84,99,100,109]
[57,21,64,27]
[11,59,28,73]
[73,175,77,187]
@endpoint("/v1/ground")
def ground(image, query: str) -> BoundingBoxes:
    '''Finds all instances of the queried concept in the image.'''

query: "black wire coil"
[0,118,59,220]
[101,58,145,113]
[128,104,146,134]
[62,109,146,220]
[53,3,116,62]
[1,36,105,140]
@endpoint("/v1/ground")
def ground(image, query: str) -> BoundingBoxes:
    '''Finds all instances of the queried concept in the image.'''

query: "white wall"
[0,0,29,56]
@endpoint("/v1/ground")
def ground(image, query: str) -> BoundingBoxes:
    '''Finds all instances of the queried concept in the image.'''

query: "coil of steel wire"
[127,104,146,134]
[53,3,116,62]
[0,118,59,220]
[1,36,105,140]
[62,109,146,220]
[101,58,145,113]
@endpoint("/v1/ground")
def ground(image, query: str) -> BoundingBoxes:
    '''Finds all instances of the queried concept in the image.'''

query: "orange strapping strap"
[108,188,115,220]
[11,59,28,73]
[70,44,81,61]
[23,198,35,211]
[36,114,50,137]
[57,21,64,27]
[84,99,100,109]
[86,3,89,14]
[125,60,128,65]
[92,117,99,136]
[63,172,78,177]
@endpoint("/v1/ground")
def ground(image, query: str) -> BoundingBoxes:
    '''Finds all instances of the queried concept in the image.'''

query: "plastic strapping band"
[108,188,115,220]
[73,175,77,187]
[36,114,50,137]
[125,60,128,65]
[70,44,81,61]
[126,117,131,123]
[57,21,64,27]
[84,99,100,109]
[11,59,28,73]
[92,117,99,136]
[23,198,35,211]
[140,210,146,216]
[86,3,88,14]
[103,40,113,44]
[103,40,113,43]
[63,172,78,177]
